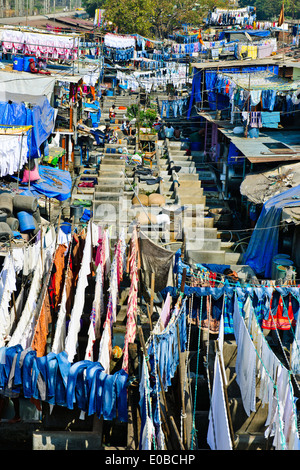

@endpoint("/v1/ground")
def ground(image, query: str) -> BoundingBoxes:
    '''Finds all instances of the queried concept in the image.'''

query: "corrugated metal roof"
[192,58,282,69]
[218,127,300,163]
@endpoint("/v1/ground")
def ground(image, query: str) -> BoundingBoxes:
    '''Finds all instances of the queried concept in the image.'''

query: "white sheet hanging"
[0,134,28,178]
[207,352,233,450]
[0,254,18,347]
[233,294,257,416]
[64,222,92,363]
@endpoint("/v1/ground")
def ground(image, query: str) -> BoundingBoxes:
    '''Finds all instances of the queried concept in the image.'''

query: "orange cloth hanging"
[198,29,204,45]
[262,293,295,330]
[31,292,52,357]
[53,244,68,310]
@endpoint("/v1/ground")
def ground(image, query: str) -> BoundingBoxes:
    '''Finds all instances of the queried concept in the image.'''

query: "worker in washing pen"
[109,104,116,119]
[29,58,38,73]
[37,58,51,75]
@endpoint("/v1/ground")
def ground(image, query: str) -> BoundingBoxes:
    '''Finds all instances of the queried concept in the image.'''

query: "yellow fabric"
[241,45,257,59]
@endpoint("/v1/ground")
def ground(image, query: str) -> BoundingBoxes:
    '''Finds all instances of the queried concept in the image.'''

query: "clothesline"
[139,274,300,449]
[0,221,140,423]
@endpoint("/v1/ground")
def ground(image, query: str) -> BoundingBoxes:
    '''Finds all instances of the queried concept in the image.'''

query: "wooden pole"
[170,416,185,450]
[149,272,155,329]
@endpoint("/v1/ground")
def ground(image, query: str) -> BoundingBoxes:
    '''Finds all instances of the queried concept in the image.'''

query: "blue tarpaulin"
[243,184,300,278]
[187,64,279,117]
[0,97,55,158]
[218,30,271,41]
[22,166,72,201]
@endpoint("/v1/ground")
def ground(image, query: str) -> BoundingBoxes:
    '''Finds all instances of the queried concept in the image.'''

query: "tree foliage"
[103,0,156,36]
[82,0,231,38]
[239,0,300,20]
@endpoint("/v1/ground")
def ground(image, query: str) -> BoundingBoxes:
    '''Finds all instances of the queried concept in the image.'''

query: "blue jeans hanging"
[171,100,179,118]
[161,100,169,118]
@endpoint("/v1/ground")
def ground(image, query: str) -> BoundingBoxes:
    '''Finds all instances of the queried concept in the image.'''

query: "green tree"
[102,0,155,36]
[151,0,231,37]
[82,0,106,18]
[84,0,232,38]
[239,0,300,20]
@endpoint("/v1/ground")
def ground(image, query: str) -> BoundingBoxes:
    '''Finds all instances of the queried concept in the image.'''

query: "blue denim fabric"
[101,374,117,420]
[252,293,264,326]
[66,360,95,411]
[0,345,23,390]
[55,351,71,406]
[85,362,104,416]
[171,101,179,118]
[94,368,108,418]
[22,349,37,398]
[261,89,277,111]
[168,325,178,381]
[157,333,170,390]
[178,99,185,116]
[161,100,170,118]
[31,355,48,401]
[46,352,58,405]
[14,348,28,387]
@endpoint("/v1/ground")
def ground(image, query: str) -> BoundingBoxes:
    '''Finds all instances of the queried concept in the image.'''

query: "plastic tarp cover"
[218,30,271,41]
[0,97,55,158]
[187,65,279,116]
[243,184,300,278]
[0,72,56,103]
[28,165,72,201]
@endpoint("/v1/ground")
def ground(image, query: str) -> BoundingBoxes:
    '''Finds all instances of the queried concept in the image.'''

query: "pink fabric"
[122,228,138,373]
[160,292,171,329]
[22,166,40,183]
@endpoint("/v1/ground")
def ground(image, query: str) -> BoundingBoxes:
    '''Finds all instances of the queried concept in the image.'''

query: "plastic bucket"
[23,56,35,72]
[276,265,295,281]
[74,147,82,168]
[13,56,24,71]
[70,205,84,223]
[272,256,293,279]
[17,211,36,232]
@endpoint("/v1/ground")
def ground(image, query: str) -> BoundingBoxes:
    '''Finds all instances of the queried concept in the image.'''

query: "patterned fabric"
[122,228,138,373]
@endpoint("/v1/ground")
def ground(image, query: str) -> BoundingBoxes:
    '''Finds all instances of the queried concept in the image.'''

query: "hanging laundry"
[31,292,52,358]
[207,351,233,450]
[122,228,138,373]
[64,222,93,363]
